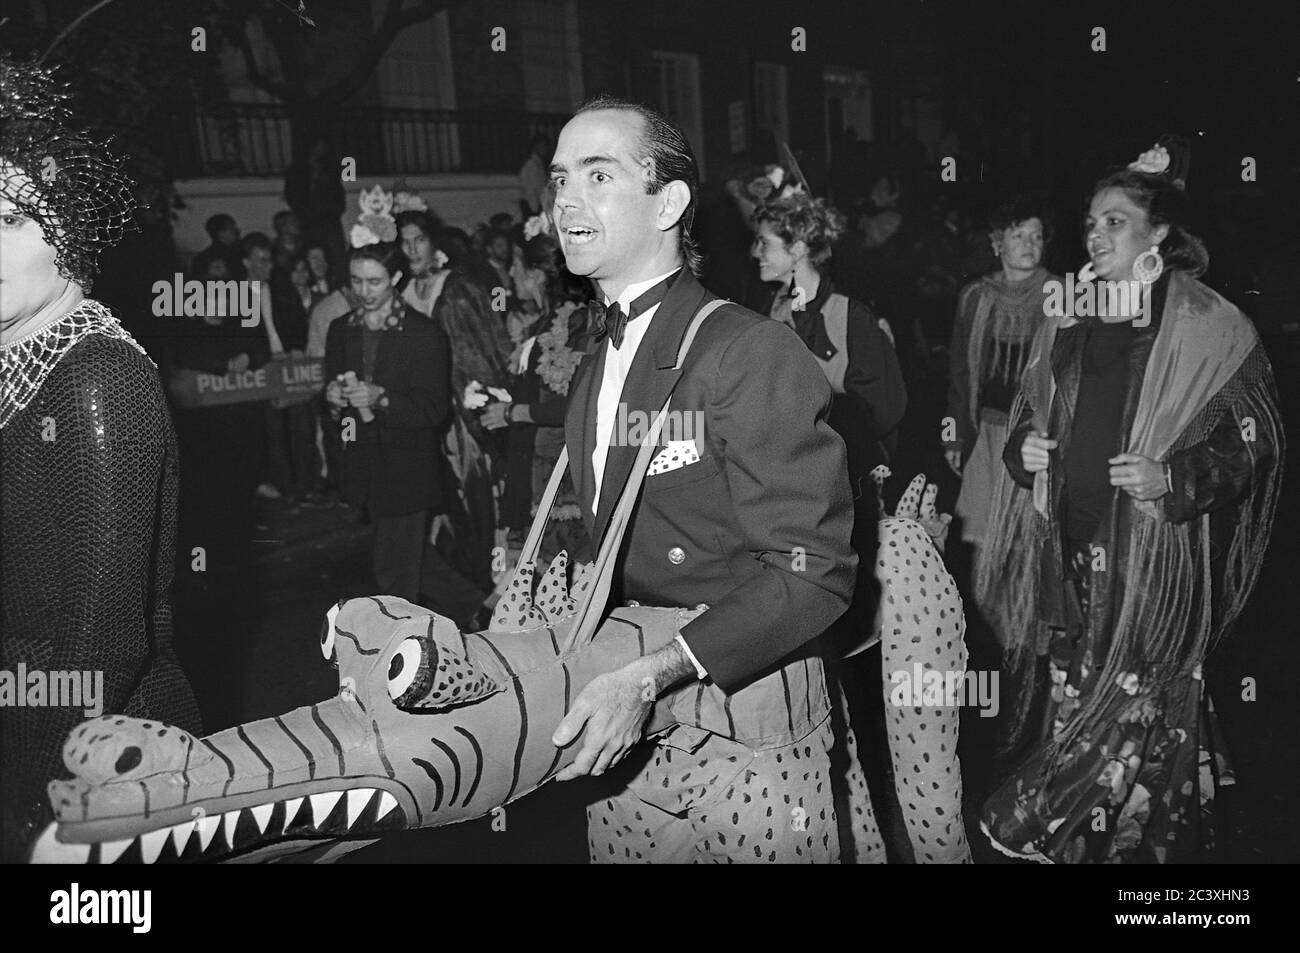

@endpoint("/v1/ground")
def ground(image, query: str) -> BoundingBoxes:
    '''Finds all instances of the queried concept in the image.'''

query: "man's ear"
[656,180,692,233]
[1150,224,1170,248]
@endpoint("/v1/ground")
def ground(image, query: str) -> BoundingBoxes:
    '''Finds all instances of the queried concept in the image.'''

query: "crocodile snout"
[61,714,198,784]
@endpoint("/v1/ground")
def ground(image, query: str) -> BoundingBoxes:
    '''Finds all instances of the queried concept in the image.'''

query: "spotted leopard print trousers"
[586,715,839,863]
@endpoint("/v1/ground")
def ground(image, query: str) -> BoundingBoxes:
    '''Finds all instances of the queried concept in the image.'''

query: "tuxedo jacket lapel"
[592,271,710,545]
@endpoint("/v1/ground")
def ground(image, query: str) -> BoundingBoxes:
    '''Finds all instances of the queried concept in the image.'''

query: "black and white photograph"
[1,0,1296,928]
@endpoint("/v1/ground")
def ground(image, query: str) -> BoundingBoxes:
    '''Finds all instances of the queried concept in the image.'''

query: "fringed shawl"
[961,267,1054,433]
[977,271,1284,762]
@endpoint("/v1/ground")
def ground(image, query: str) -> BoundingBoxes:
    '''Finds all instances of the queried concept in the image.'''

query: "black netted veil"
[0,57,138,290]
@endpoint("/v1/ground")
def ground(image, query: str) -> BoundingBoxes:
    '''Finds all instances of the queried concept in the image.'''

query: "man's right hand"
[1021,432,1058,473]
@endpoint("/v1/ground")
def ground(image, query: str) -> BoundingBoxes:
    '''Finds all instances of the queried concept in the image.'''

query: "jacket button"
[668,546,686,565]
[627,600,640,607]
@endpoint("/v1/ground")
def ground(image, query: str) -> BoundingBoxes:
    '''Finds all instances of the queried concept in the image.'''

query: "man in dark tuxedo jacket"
[548,96,858,863]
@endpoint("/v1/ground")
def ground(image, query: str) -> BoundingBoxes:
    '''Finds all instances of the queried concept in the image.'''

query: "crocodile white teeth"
[138,828,168,864]
[195,813,220,850]
[98,837,132,864]
[309,790,343,823]
[222,809,240,847]
[169,820,196,854]
[345,788,373,828]
[376,790,398,820]
[250,803,274,835]
[282,796,305,826]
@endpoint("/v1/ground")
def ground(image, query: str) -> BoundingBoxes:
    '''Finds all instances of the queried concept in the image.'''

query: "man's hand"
[481,402,510,430]
[227,352,250,374]
[551,666,654,781]
[343,381,384,409]
[325,379,348,408]
[944,447,963,476]
[551,639,696,781]
[1021,432,1058,473]
[1109,453,1167,500]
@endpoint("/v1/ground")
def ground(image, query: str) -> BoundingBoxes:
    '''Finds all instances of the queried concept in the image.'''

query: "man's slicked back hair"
[574,94,701,275]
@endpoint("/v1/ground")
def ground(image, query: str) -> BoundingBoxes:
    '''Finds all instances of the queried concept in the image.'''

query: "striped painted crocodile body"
[32,476,972,864]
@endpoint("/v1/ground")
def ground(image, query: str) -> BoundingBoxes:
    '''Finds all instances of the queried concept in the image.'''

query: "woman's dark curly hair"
[1090,169,1209,277]
[752,193,847,270]
[988,193,1055,245]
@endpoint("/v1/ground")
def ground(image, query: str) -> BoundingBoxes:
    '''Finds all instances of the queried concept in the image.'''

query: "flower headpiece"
[349,184,397,247]
[390,180,428,215]
[1126,135,1189,191]
[0,58,138,291]
[743,163,805,205]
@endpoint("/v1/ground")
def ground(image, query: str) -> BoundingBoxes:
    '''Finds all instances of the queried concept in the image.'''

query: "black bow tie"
[595,271,679,349]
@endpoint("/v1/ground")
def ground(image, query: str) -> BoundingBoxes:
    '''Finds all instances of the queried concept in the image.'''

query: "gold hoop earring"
[1132,244,1164,285]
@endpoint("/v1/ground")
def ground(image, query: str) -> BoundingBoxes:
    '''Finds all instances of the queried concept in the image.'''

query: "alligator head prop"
[32,552,706,863]
[32,475,972,864]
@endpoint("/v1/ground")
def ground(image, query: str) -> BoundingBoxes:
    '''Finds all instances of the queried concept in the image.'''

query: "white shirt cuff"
[676,634,708,681]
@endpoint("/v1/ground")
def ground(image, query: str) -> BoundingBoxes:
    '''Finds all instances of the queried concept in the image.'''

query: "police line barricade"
[169,355,325,409]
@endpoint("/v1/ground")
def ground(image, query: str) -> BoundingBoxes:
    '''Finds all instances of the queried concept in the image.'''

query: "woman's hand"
[944,447,963,476]
[1109,453,1167,500]
[1021,432,1058,473]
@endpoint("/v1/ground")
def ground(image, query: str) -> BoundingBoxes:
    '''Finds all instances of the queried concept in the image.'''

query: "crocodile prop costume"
[30,470,971,864]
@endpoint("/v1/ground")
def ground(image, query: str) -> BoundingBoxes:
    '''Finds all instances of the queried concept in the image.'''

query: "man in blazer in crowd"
[548,95,858,862]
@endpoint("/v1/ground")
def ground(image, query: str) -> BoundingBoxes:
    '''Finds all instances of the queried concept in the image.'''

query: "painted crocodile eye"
[387,637,423,701]
[321,601,342,660]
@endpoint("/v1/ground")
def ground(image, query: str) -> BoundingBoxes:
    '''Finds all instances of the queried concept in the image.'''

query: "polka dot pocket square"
[648,439,701,476]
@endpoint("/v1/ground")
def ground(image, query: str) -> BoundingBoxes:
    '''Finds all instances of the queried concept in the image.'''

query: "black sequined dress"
[1,302,201,860]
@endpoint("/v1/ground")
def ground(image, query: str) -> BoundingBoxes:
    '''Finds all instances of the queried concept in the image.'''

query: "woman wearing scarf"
[978,141,1284,864]
[946,197,1059,560]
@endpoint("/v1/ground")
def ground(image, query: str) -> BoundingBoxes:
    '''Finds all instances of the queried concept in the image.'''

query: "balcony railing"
[162,102,570,178]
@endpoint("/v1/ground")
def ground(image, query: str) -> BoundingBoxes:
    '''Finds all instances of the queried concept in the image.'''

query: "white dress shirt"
[590,269,678,511]
[590,267,709,681]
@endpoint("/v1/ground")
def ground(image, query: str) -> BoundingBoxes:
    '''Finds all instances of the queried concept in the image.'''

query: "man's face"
[401,223,433,275]
[487,235,511,264]
[218,223,240,246]
[244,246,273,282]
[350,257,398,311]
[306,247,329,280]
[550,109,665,284]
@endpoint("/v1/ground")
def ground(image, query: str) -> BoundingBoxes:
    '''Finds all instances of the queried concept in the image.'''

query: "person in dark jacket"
[325,240,452,603]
